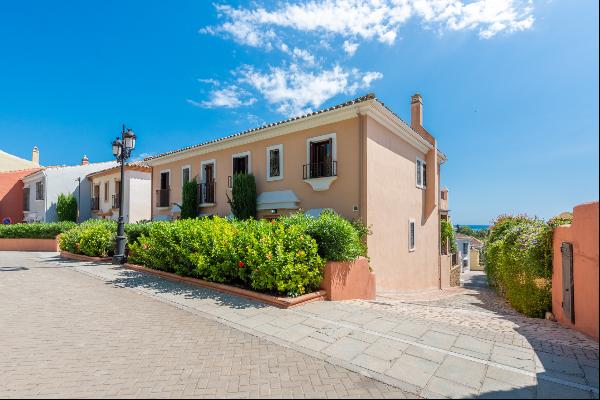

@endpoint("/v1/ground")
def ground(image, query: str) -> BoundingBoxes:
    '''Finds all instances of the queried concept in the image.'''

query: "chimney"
[411,93,423,128]
[32,146,39,165]
[81,155,89,165]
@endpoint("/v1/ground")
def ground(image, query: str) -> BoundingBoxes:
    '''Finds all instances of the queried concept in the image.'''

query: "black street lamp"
[111,125,136,264]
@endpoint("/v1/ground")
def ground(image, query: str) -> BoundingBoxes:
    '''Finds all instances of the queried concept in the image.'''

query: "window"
[305,133,337,179]
[232,151,251,175]
[35,181,44,200]
[182,166,191,186]
[266,144,283,181]
[104,182,109,201]
[463,259,468,268]
[408,219,416,251]
[23,187,30,211]
[200,160,216,204]
[156,171,170,207]
[416,158,426,189]
[463,242,469,255]
[441,191,447,200]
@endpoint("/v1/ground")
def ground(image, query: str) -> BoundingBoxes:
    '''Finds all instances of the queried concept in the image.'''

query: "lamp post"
[111,125,136,264]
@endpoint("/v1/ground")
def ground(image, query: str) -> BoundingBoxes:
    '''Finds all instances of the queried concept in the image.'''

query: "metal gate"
[561,242,575,323]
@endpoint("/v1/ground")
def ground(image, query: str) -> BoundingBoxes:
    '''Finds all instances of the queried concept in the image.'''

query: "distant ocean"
[456,224,490,231]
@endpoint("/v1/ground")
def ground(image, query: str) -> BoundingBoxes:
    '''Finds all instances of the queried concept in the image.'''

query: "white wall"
[126,170,151,222]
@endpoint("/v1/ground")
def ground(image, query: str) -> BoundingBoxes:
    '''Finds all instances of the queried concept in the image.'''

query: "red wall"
[552,201,599,341]
[0,168,41,224]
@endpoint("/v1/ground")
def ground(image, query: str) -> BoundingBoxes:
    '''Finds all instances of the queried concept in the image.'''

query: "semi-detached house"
[145,93,450,292]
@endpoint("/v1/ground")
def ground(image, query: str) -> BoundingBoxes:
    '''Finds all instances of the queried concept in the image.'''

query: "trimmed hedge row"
[54,210,369,297]
[0,222,76,239]
[484,214,571,318]
[128,217,324,297]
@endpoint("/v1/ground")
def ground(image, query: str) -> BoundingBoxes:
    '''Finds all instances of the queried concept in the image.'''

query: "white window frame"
[266,144,284,181]
[408,218,416,252]
[200,159,217,183]
[416,157,426,189]
[232,151,252,174]
[305,132,337,165]
[35,181,44,201]
[181,165,191,186]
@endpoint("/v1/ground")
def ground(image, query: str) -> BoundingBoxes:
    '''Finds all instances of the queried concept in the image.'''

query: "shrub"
[124,221,154,245]
[128,217,324,297]
[180,179,199,219]
[0,221,76,239]
[228,173,257,220]
[483,214,570,318]
[59,219,116,257]
[280,210,366,262]
[56,193,78,222]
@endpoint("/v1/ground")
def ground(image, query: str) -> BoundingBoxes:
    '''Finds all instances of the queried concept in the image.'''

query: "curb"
[123,262,327,309]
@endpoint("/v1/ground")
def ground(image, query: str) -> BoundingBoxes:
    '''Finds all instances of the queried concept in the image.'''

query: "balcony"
[112,194,120,210]
[91,197,100,211]
[198,181,216,206]
[302,161,337,191]
[155,189,170,208]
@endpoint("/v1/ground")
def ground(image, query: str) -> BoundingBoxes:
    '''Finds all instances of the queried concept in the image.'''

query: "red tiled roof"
[145,93,431,162]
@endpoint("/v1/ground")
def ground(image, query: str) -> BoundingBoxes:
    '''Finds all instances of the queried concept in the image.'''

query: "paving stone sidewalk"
[3,252,599,399]
[0,251,411,399]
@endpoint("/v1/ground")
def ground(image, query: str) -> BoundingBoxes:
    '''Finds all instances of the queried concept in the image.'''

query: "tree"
[227,173,257,219]
[180,178,199,219]
[56,193,78,222]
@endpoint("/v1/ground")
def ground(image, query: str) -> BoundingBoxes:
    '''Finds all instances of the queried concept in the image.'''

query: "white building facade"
[22,161,117,223]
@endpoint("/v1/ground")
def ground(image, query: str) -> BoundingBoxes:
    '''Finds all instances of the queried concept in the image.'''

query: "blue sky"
[1,0,598,224]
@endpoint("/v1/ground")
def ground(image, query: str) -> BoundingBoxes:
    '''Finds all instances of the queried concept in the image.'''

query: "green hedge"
[279,210,368,262]
[128,217,324,296]
[484,214,571,318]
[0,222,76,239]
[57,220,156,257]
[59,219,117,257]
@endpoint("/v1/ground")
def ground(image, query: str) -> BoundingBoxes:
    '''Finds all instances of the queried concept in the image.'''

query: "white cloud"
[343,40,359,56]
[203,0,535,49]
[238,64,382,116]
[188,85,256,108]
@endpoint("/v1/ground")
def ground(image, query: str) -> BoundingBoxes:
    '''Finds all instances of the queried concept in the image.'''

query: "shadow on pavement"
[460,271,599,399]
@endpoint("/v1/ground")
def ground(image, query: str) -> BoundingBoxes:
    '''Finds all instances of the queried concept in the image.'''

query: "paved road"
[1,252,599,399]
[0,252,409,399]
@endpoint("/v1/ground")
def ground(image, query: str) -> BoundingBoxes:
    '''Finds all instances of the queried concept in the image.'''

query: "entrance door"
[561,242,575,323]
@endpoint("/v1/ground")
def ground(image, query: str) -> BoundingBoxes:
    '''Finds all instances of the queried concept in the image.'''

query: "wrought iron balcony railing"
[303,161,337,180]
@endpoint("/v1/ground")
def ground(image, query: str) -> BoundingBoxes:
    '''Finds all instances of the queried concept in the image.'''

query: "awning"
[256,190,300,211]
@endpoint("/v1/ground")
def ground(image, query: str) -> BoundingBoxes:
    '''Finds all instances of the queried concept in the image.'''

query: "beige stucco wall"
[151,118,362,220]
[365,116,440,292]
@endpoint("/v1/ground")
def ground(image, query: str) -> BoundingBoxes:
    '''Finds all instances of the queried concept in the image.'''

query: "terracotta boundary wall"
[552,201,599,341]
[0,238,59,252]
[320,257,376,300]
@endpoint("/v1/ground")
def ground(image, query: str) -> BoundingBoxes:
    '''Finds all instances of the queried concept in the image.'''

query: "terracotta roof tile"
[144,93,431,162]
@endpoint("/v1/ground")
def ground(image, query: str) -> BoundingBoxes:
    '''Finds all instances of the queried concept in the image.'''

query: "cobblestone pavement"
[0,252,411,399]
[3,252,599,399]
